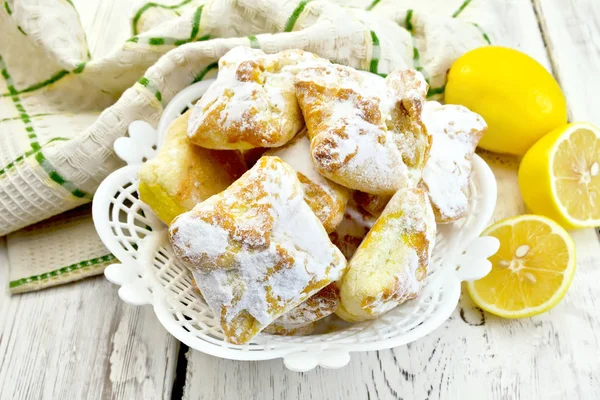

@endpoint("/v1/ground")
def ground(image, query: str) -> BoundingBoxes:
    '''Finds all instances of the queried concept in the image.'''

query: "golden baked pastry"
[169,156,347,344]
[190,276,201,295]
[187,46,329,150]
[264,283,340,336]
[262,321,317,336]
[266,132,350,232]
[352,191,391,217]
[138,111,246,224]
[336,188,436,322]
[329,200,376,260]
[421,101,487,222]
[295,65,431,195]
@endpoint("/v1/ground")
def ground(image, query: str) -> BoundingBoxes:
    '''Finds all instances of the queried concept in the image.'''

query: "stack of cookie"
[138,46,487,344]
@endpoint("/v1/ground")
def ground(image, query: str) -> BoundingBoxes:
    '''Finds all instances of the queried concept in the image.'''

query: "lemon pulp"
[519,122,600,229]
[467,215,575,318]
[552,126,600,222]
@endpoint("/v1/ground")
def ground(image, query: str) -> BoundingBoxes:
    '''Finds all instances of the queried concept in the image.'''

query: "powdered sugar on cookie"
[421,101,487,222]
[269,130,329,187]
[169,156,346,344]
[187,47,330,150]
[336,188,436,322]
[295,65,430,195]
[275,282,340,325]
[267,131,350,232]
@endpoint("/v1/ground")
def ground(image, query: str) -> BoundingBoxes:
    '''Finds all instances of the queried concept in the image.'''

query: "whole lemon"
[445,46,567,155]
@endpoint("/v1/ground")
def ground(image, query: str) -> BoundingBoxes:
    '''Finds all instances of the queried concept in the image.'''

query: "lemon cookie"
[336,188,436,322]
[266,132,350,232]
[264,283,340,336]
[138,111,246,224]
[295,65,430,195]
[169,156,347,344]
[421,101,486,222]
[188,46,329,150]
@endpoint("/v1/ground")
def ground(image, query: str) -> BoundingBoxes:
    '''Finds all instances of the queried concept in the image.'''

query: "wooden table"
[1,1,600,398]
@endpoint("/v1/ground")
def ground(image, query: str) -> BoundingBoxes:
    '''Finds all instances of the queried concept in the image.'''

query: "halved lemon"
[519,122,600,229]
[466,215,576,318]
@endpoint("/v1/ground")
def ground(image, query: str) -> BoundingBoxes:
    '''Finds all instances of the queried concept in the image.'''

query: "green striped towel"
[0,0,497,293]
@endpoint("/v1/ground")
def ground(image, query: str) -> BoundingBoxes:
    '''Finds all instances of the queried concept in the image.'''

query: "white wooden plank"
[183,2,600,399]
[533,0,600,124]
[531,0,600,396]
[487,0,553,70]
[0,243,179,400]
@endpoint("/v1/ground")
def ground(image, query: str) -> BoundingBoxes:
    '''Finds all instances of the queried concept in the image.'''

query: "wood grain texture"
[487,0,553,70]
[183,1,600,399]
[533,0,600,125]
[0,240,179,400]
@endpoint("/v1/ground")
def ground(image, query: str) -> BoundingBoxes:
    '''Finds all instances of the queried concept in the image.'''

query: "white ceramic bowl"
[92,80,500,372]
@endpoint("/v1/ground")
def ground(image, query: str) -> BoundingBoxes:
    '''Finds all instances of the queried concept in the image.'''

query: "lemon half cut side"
[519,122,600,230]
[467,215,576,318]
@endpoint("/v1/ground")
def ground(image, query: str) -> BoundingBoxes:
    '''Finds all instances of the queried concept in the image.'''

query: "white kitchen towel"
[0,0,499,292]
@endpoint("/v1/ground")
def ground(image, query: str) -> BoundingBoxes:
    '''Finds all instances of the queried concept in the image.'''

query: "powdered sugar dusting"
[267,132,350,232]
[171,219,230,260]
[367,189,435,312]
[338,188,436,321]
[274,283,340,325]
[421,101,487,222]
[187,47,330,149]
[295,65,430,195]
[169,156,346,343]
[268,131,329,188]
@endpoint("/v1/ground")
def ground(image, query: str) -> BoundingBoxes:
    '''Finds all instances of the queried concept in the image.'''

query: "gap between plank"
[171,343,189,400]
[530,0,571,120]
